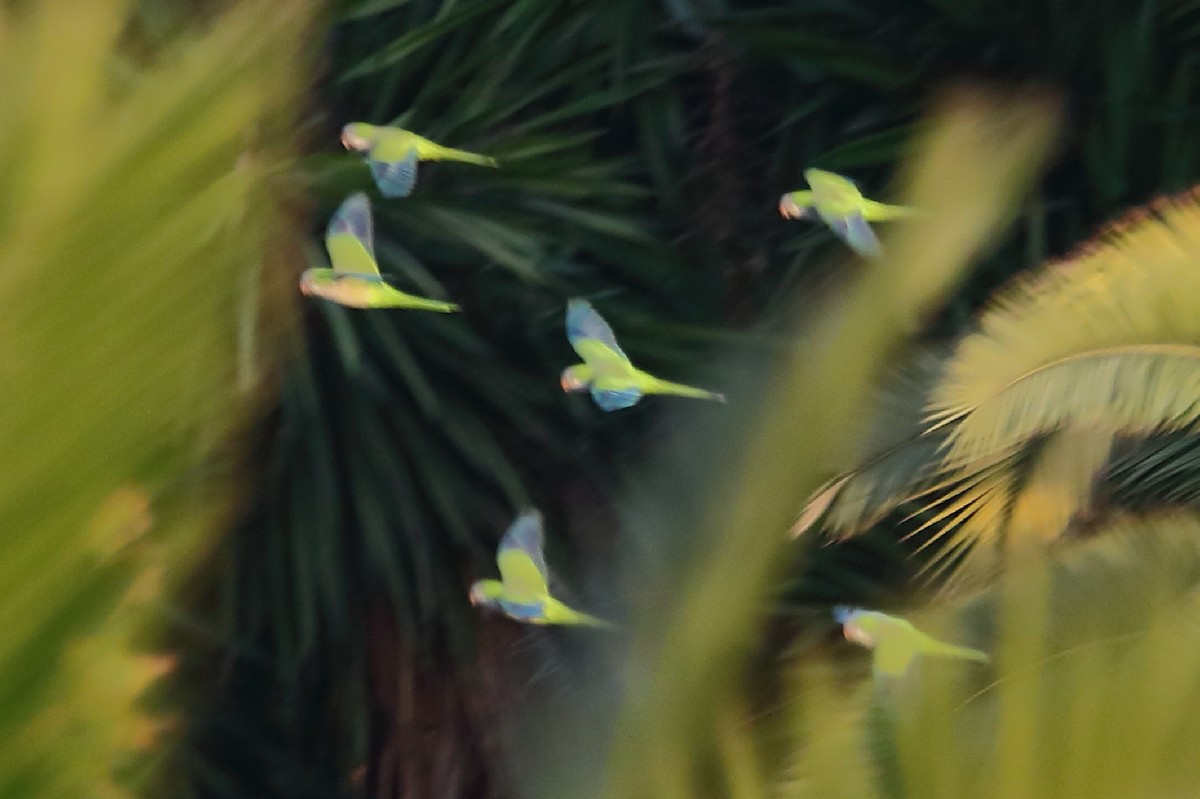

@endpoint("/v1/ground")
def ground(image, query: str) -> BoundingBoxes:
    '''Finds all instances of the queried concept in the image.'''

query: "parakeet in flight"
[469,510,614,628]
[560,298,726,411]
[340,122,498,198]
[833,606,989,678]
[299,192,460,311]
[778,168,917,257]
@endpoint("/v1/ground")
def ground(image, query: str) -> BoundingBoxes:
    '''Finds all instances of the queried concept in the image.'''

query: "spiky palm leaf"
[930,192,1200,461]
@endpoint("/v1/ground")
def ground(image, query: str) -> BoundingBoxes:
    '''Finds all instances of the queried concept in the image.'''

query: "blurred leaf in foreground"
[0,0,313,795]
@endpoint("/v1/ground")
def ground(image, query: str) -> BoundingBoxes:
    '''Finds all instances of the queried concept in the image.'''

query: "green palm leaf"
[930,192,1200,465]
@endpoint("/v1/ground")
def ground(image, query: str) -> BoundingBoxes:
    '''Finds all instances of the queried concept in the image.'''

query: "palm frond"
[930,191,1200,466]
[793,349,951,539]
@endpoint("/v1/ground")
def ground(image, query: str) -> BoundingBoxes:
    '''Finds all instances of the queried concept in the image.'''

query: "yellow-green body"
[562,299,725,411]
[469,511,614,629]
[835,606,989,677]
[299,269,458,311]
[341,122,497,197]
[343,123,496,165]
[299,192,459,311]
[779,168,917,256]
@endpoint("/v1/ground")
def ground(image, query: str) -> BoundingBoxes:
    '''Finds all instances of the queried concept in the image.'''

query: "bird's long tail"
[923,639,990,663]
[645,376,726,403]
[569,611,619,629]
[432,145,498,167]
[861,199,922,221]
[546,599,619,629]
[405,296,461,313]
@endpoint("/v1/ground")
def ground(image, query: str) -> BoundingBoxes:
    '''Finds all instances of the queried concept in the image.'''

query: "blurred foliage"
[0,0,311,797]
[774,512,1200,799]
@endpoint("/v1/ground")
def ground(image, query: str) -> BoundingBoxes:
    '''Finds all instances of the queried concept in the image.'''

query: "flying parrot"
[560,298,726,411]
[340,122,498,198]
[778,168,917,257]
[469,510,614,628]
[299,192,460,311]
[833,606,989,678]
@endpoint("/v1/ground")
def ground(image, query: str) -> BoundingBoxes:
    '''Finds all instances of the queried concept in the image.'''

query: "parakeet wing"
[805,169,859,202]
[591,386,642,411]
[566,299,629,361]
[326,193,380,277]
[368,149,419,198]
[873,637,919,677]
[828,212,882,257]
[497,511,549,603]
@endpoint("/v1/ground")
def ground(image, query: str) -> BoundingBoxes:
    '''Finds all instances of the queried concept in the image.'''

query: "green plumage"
[836,607,989,678]
[779,168,918,257]
[299,193,459,311]
[562,299,725,410]
[340,122,497,198]
[469,511,614,628]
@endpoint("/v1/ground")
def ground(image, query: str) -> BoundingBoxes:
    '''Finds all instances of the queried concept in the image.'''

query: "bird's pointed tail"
[861,199,922,221]
[570,611,619,630]
[433,145,498,167]
[646,376,726,403]
[923,639,990,663]
[546,599,619,630]
[403,296,460,313]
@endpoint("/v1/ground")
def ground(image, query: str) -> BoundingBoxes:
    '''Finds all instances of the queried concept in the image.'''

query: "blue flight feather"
[499,510,548,583]
[369,149,419,198]
[591,387,642,411]
[327,192,375,256]
[830,212,882,257]
[566,298,628,360]
[832,605,858,624]
[499,598,548,621]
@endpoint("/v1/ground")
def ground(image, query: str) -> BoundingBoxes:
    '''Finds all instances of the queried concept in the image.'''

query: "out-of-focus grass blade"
[547,86,1062,799]
[0,0,314,794]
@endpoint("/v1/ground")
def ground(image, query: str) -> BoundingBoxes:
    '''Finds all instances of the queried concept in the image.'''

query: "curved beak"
[778,194,807,219]
[843,624,874,648]
[340,130,369,151]
[560,373,587,392]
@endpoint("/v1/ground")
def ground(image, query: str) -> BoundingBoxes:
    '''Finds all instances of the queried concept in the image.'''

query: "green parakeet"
[469,510,614,628]
[340,122,498,198]
[834,606,989,677]
[299,192,460,311]
[778,168,917,257]
[561,298,726,411]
